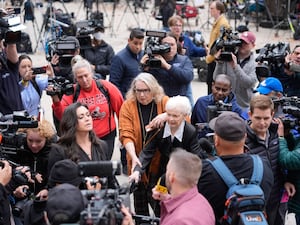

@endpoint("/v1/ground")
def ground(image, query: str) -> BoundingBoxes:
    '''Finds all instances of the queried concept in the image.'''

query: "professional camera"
[209,27,242,61]
[46,76,74,96]
[77,161,160,225]
[46,36,79,66]
[272,97,300,130]
[256,42,290,68]
[144,30,170,68]
[75,20,95,50]
[0,111,37,158]
[207,100,233,122]
[0,8,24,44]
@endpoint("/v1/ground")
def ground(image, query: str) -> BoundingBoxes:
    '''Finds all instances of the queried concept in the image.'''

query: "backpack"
[73,79,112,132]
[207,155,268,225]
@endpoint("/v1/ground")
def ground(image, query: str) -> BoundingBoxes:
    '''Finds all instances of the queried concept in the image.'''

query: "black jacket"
[245,122,284,218]
[84,41,115,77]
[136,121,205,177]
[0,184,11,225]
[198,154,274,224]
[11,143,51,194]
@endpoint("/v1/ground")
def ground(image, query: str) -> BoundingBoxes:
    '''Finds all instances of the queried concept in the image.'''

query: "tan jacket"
[206,14,230,64]
[119,96,169,182]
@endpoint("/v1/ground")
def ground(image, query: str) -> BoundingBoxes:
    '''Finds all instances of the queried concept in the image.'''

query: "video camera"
[144,30,170,68]
[0,7,25,44]
[46,36,79,67]
[0,111,37,154]
[46,76,74,96]
[75,20,104,50]
[255,42,290,68]
[77,161,159,225]
[273,97,300,130]
[207,100,233,122]
[210,27,242,61]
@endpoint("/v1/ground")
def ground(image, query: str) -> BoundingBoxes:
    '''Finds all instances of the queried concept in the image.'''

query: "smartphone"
[32,66,47,75]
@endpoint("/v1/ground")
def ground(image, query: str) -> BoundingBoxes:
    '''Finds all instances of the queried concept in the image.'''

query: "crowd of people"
[0,0,300,224]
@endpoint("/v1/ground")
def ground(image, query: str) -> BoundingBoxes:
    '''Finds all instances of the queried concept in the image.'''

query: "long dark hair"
[58,102,101,161]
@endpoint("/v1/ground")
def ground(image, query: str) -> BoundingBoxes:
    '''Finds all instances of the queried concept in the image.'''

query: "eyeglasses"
[134,88,151,94]
[172,24,182,27]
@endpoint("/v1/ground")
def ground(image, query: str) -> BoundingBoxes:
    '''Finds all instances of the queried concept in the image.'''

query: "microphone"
[78,161,122,177]
[0,120,38,128]
[156,174,168,194]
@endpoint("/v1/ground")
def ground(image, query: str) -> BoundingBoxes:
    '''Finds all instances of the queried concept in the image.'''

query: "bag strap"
[249,154,263,185]
[207,155,263,188]
[206,157,238,188]
[30,78,41,97]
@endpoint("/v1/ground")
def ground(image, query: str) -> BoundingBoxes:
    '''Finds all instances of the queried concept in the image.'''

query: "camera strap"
[239,54,251,69]
[30,78,41,97]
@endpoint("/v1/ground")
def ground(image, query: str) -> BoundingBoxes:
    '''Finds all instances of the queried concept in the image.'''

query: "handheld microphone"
[156,174,168,194]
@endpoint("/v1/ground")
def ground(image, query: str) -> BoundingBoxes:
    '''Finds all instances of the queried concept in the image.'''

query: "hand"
[22,70,33,82]
[229,53,238,69]
[13,185,29,198]
[35,173,43,183]
[36,189,48,200]
[284,182,296,197]
[154,55,170,70]
[46,63,55,77]
[273,118,284,137]
[214,49,221,59]
[15,166,34,184]
[0,161,12,186]
[121,205,134,225]
[86,177,101,191]
[152,186,171,201]
[51,54,59,66]
[131,157,142,174]
[140,54,149,65]
[147,113,167,131]
[128,171,140,183]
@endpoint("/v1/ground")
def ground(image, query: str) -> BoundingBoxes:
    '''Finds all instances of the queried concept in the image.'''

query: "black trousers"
[207,61,216,95]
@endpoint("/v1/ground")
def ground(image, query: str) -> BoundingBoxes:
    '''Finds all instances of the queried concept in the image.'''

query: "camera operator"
[277,117,300,224]
[272,45,300,97]
[213,31,258,110]
[0,9,24,115]
[245,95,285,225]
[191,74,247,138]
[50,36,81,83]
[0,160,12,225]
[44,183,134,225]
[255,77,283,99]
[18,55,54,117]
[50,59,123,159]
[83,25,115,80]
[141,33,194,99]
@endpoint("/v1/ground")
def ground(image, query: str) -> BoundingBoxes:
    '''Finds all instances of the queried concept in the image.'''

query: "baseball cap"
[240,31,256,44]
[256,77,283,95]
[46,184,85,224]
[209,111,246,141]
[48,159,82,188]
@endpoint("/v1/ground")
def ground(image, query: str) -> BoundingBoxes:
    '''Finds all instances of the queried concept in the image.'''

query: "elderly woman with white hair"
[130,95,205,185]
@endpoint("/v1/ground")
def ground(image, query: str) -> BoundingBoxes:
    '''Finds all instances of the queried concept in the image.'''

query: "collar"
[161,186,198,214]
[163,120,185,142]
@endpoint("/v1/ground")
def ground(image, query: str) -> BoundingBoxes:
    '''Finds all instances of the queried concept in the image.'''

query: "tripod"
[23,0,41,49]
[273,0,292,37]
[117,0,144,31]
[77,0,118,37]
[200,0,213,30]
[33,0,71,53]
